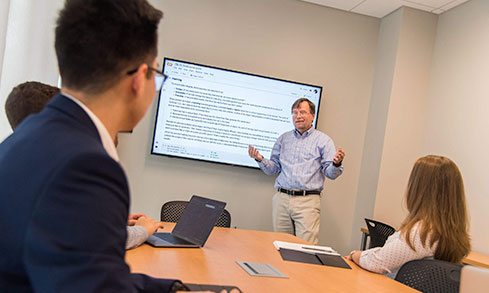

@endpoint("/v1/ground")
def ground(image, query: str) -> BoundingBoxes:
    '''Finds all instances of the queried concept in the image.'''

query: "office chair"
[160,200,232,228]
[364,218,396,248]
[395,259,463,293]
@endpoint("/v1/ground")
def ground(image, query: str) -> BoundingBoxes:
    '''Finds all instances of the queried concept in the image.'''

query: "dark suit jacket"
[0,94,178,292]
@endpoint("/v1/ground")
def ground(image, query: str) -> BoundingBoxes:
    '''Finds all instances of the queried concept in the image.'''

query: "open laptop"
[146,195,226,248]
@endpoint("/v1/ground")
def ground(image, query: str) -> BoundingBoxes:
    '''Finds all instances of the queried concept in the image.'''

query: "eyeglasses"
[292,110,310,117]
[127,65,168,91]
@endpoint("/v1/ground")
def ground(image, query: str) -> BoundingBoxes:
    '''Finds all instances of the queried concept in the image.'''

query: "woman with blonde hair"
[347,155,471,277]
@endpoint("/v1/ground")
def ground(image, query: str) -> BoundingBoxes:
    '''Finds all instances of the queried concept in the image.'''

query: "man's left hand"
[333,148,345,165]
[127,213,146,226]
[134,216,165,236]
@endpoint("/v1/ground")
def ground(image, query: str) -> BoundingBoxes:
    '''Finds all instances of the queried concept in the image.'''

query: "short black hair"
[291,98,315,114]
[5,81,60,130]
[55,0,163,94]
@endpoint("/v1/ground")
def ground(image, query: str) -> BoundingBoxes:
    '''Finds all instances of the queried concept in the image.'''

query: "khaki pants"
[272,191,321,244]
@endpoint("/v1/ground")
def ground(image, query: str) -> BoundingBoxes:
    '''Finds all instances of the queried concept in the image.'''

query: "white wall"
[0,0,62,139]
[349,8,403,252]
[422,0,489,254]
[118,0,380,254]
[0,0,11,88]
[373,0,489,255]
[373,7,438,227]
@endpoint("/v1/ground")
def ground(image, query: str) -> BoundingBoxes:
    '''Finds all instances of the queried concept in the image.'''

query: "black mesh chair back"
[364,218,396,248]
[215,209,231,228]
[161,201,188,223]
[395,259,463,293]
[160,200,231,228]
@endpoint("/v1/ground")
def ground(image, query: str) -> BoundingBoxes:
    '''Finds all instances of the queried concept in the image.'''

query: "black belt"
[278,188,321,196]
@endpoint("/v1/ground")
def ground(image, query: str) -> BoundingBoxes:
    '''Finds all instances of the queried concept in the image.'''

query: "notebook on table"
[279,248,351,269]
[185,283,242,292]
[146,195,226,248]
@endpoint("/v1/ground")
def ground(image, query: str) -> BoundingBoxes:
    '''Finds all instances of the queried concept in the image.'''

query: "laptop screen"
[172,195,226,246]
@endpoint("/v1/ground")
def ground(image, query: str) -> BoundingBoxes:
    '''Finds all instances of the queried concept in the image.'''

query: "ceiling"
[300,0,470,18]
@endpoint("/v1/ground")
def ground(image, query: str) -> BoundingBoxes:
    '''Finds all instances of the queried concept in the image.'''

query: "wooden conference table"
[126,223,416,292]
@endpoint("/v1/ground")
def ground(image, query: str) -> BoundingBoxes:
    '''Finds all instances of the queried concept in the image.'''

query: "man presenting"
[248,98,345,244]
[0,0,186,291]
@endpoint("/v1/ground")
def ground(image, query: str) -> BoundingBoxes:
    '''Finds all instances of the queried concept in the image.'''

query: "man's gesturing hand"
[248,145,263,162]
[333,148,345,165]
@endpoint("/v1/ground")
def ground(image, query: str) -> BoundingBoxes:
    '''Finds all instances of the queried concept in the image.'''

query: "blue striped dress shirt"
[257,128,343,191]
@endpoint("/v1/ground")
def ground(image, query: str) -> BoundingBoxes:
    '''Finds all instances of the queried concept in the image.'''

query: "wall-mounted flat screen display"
[151,58,322,168]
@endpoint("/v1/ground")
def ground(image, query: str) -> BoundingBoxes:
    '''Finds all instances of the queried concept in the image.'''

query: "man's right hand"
[248,145,263,162]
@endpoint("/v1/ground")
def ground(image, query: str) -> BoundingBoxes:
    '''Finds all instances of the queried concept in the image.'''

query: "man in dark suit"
[5,81,166,251]
[0,0,186,291]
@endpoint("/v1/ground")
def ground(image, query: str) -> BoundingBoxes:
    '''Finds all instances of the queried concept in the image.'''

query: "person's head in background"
[400,155,471,263]
[5,81,59,130]
[55,0,163,132]
[4,81,128,146]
